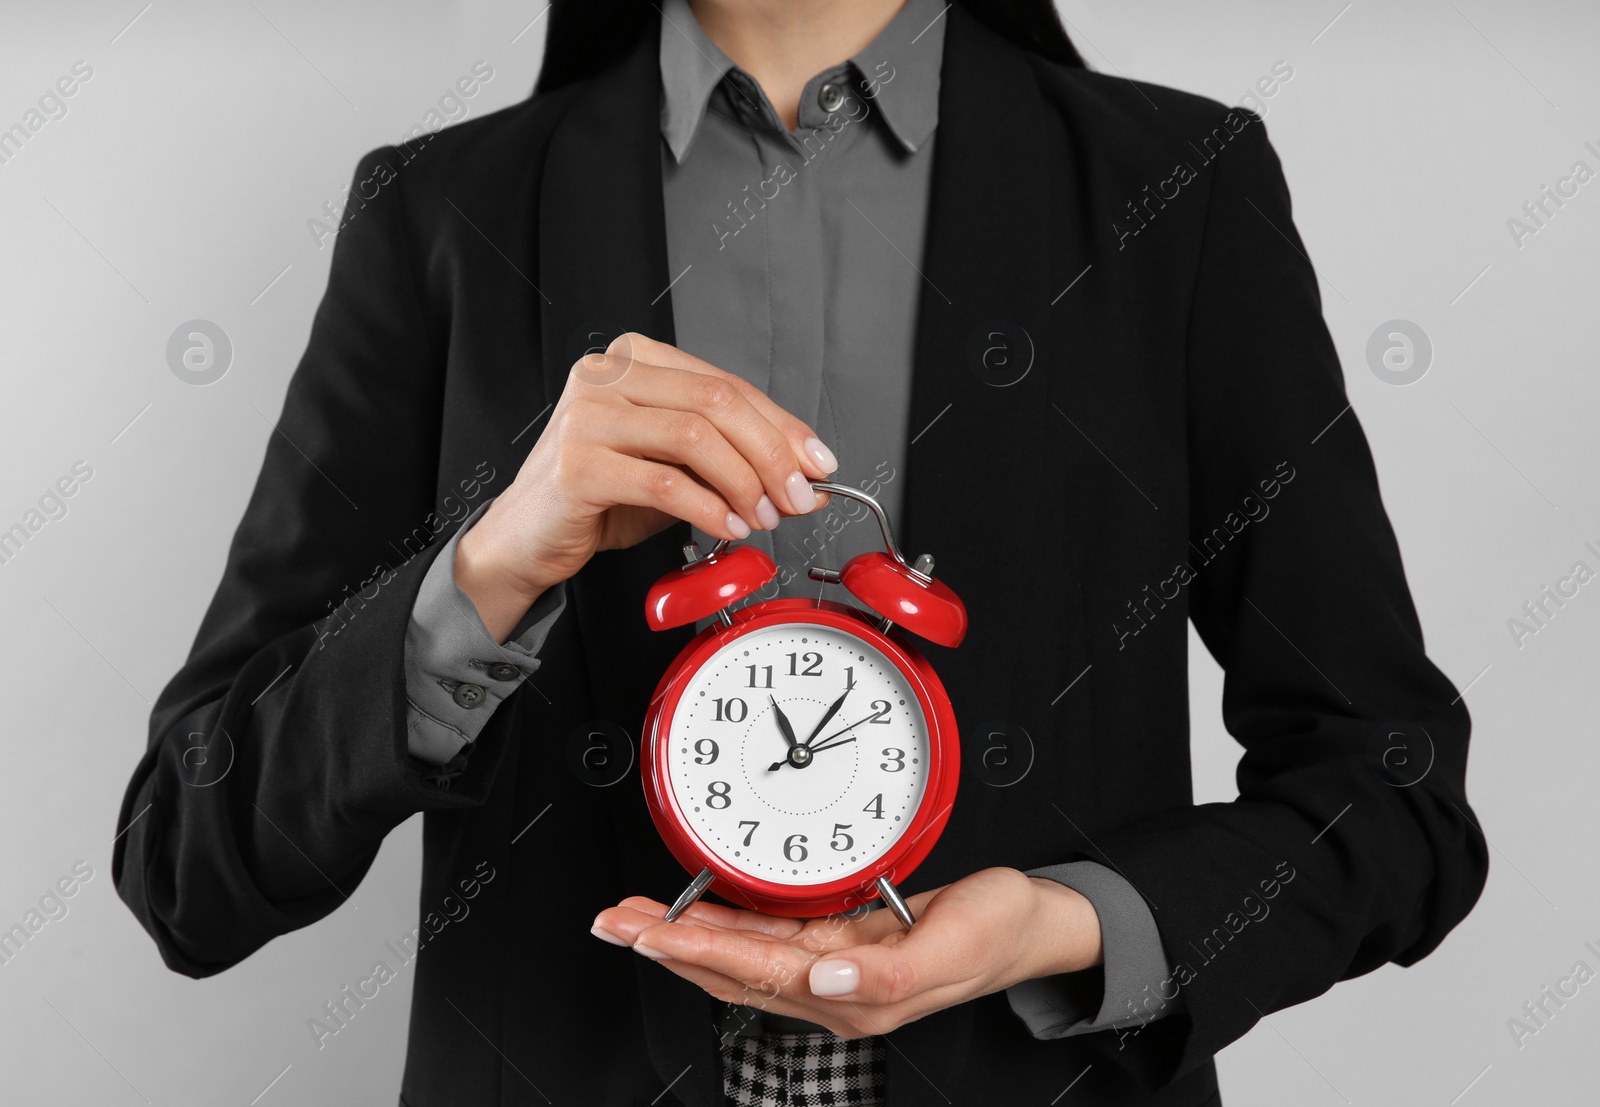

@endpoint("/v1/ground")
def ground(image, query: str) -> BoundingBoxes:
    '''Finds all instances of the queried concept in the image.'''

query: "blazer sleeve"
[1082,116,1489,1084]
[112,146,524,978]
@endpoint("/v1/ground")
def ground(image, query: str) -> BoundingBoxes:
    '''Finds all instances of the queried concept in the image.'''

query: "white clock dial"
[666,621,930,888]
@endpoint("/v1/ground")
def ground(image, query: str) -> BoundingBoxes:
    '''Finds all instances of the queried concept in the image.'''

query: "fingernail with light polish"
[726,512,751,539]
[633,942,672,961]
[590,925,629,947]
[755,495,781,530]
[786,471,817,513]
[805,437,838,474]
[810,960,859,997]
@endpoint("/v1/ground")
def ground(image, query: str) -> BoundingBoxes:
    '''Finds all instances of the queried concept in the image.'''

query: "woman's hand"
[589,868,1105,1038]
[455,332,838,640]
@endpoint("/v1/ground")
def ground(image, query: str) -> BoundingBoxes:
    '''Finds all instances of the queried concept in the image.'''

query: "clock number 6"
[706,781,731,809]
[783,833,809,862]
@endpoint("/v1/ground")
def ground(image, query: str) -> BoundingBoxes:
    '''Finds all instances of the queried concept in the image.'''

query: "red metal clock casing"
[641,598,960,919]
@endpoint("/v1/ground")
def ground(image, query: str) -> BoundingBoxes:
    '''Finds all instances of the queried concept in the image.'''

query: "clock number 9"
[783,833,809,862]
[712,697,747,723]
[880,748,905,772]
[706,781,731,809]
[693,738,719,765]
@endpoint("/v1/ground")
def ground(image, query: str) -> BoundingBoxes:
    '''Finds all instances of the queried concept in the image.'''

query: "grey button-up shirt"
[659,0,934,587]
[400,0,1178,1048]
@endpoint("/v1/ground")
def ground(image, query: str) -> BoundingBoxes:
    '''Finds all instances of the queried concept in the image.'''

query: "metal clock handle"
[681,481,936,634]
[804,480,931,579]
[694,481,931,579]
[803,480,936,637]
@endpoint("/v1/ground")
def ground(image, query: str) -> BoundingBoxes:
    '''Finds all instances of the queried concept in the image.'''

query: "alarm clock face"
[664,621,930,887]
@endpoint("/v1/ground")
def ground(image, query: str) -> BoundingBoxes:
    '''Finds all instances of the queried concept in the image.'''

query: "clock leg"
[664,866,715,922]
[874,875,917,929]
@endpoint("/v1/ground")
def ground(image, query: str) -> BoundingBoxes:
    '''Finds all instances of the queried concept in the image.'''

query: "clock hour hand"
[769,696,799,750]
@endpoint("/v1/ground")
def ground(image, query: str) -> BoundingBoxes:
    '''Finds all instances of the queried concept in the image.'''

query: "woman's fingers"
[577,451,751,542]
[603,333,838,510]
[591,403,773,533]
[600,356,819,516]
[589,891,978,1036]
[598,896,807,940]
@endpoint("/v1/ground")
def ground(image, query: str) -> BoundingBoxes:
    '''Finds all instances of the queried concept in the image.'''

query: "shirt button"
[817,82,846,113]
[485,662,521,682]
[453,683,486,710]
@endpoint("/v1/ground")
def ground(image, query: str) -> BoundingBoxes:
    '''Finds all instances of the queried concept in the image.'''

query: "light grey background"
[1,1,1595,1104]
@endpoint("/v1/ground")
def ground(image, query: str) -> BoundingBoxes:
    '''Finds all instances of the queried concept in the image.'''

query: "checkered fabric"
[721,1030,887,1107]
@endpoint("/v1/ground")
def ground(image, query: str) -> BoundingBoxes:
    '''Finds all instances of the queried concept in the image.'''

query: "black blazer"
[114,10,1487,1106]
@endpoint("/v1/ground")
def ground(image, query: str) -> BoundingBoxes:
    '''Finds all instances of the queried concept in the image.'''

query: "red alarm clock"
[641,481,966,930]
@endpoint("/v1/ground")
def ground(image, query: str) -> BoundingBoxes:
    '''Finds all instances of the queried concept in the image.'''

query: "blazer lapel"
[537,24,724,1106]
[899,8,1083,570]
[886,9,1094,1101]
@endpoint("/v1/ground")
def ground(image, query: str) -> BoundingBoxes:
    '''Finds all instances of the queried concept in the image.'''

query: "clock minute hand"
[799,681,853,749]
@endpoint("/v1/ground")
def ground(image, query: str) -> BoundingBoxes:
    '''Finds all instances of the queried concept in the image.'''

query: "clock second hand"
[767,709,878,771]
[805,735,857,755]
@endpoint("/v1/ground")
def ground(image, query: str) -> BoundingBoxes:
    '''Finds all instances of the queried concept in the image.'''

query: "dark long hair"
[534,0,1085,94]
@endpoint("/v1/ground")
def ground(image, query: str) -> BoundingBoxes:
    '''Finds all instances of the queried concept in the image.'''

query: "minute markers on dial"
[667,624,930,884]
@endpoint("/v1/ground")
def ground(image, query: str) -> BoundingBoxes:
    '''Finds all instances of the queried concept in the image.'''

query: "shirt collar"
[658,0,946,164]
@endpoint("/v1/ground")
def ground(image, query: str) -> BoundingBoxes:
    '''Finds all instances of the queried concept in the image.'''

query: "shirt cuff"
[403,498,569,766]
[1005,861,1183,1039]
